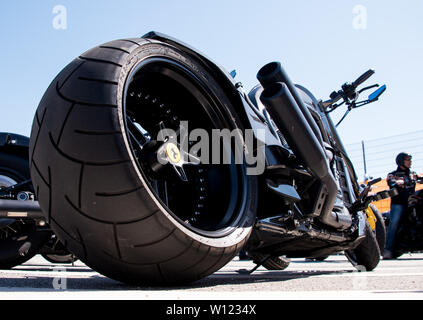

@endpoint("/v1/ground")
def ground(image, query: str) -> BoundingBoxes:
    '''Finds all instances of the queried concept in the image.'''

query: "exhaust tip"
[257,62,282,88]
[261,82,286,100]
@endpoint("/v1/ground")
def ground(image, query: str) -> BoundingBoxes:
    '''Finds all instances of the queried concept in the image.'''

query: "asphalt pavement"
[1,253,423,300]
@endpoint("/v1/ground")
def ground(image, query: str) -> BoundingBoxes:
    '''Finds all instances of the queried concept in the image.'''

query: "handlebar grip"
[353,69,375,88]
[368,177,381,186]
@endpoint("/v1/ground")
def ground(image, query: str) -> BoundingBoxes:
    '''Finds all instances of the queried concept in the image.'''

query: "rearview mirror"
[368,84,386,101]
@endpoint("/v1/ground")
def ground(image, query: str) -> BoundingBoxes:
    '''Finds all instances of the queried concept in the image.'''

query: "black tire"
[0,150,50,269]
[249,253,290,271]
[29,38,257,285]
[41,235,77,264]
[345,221,381,271]
[42,254,76,264]
[369,204,386,254]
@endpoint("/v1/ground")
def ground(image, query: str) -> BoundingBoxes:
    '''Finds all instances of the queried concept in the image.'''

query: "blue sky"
[1,1,422,173]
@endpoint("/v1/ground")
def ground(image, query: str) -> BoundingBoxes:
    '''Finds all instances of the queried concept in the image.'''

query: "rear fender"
[142,32,283,149]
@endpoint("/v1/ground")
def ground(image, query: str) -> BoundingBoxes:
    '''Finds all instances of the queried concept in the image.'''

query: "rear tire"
[29,38,257,285]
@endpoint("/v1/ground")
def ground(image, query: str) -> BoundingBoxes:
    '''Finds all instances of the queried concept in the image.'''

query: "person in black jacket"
[383,152,418,259]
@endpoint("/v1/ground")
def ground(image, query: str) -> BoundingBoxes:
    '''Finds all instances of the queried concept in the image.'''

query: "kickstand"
[236,254,272,275]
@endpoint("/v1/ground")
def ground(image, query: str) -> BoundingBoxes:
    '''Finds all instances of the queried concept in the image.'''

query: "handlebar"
[351,177,398,213]
[323,68,384,121]
[352,69,375,88]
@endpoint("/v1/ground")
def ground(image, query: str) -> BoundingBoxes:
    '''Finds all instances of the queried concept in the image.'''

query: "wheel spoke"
[126,116,150,151]
[153,180,169,206]
[159,141,201,182]
[181,149,201,165]
[171,164,188,182]
[153,120,201,182]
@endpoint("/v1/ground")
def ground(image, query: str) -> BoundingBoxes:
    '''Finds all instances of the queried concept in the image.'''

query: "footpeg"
[266,180,301,202]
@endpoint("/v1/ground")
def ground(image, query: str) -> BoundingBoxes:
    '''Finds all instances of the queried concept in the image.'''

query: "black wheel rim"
[122,57,248,237]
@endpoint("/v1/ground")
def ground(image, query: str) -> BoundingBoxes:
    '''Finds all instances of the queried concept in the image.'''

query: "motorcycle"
[2,31,394,285]
[0,132,75,267]
[384,178,423,258]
